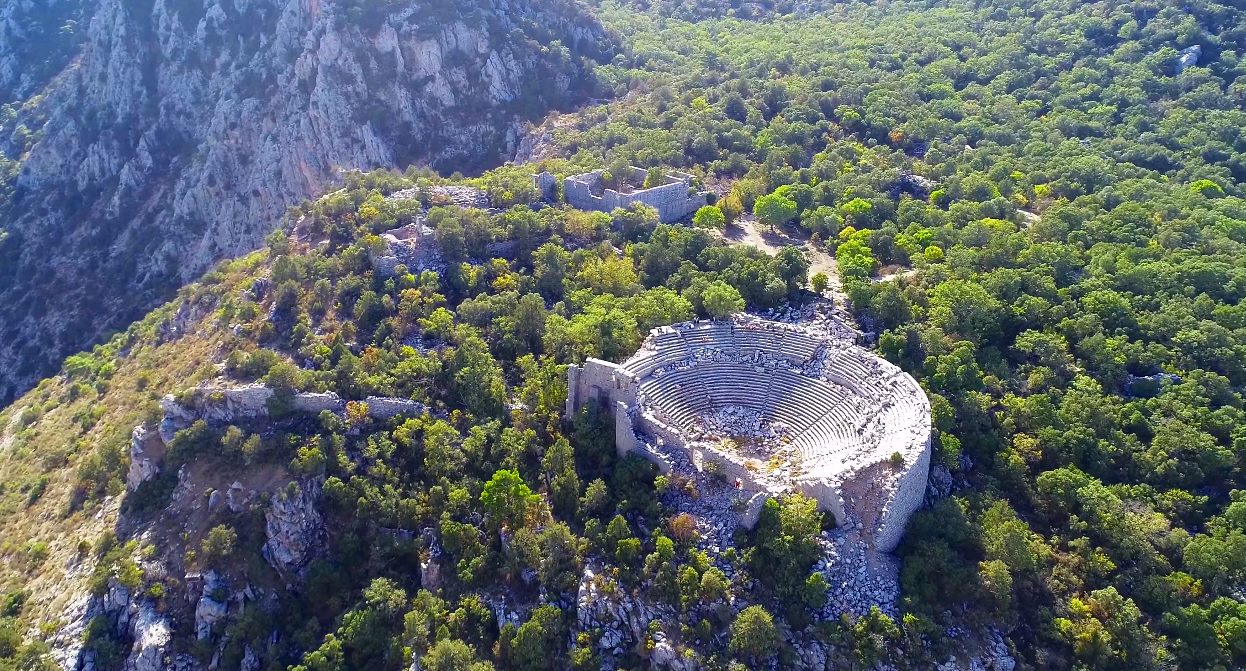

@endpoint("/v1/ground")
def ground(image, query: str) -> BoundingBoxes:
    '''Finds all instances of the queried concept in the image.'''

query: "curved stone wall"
[567,315,931,554]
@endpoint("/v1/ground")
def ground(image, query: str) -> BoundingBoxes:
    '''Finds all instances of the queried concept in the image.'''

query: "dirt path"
[719,217,852,313]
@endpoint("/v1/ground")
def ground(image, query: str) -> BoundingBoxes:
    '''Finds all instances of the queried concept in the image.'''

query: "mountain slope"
[0,0,610,405]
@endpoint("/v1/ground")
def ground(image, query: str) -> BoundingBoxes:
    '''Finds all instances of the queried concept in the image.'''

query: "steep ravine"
[0,0,610,404]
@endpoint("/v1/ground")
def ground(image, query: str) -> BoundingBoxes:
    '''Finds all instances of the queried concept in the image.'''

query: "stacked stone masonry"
[132,384,434,492]
[534,167,709,224]
[567,315,931,553]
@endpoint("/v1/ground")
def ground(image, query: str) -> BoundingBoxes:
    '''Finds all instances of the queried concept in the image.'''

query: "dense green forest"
[1,0,1246,670]
[552,0,1246,668]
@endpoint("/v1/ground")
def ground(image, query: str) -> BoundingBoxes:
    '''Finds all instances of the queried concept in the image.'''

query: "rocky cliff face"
[0,0,609,404]
[0,0,89,104]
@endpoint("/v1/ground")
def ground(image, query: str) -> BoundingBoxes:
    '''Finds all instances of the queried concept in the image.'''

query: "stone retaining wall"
[158,386,430,445]
[871,431,932,553]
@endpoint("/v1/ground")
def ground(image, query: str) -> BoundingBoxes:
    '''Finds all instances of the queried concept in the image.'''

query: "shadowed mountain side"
[0,0,613,405]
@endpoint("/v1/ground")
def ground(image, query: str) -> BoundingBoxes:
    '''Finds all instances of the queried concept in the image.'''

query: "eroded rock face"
[76,577,173,671]
[126,426,165,491]
[0,0,612,405]
[262,478,326,573]
[122,603,172,671]
[194,572,229,641]
[0,0,88,104]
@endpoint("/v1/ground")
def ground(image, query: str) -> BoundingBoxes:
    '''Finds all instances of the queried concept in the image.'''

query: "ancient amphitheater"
[567,313,931,554]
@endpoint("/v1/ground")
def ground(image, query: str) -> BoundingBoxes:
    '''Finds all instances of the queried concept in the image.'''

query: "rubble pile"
[695,405,791,446]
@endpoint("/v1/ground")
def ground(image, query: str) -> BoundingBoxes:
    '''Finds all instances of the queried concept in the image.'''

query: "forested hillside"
[0,0,1245,670]
[550,0,1246,667]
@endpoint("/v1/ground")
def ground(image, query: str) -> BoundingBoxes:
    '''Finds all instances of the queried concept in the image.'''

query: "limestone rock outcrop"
[194,572,229,641]
[0,0,87,104]
[123,603,172,671]
[126,426,163,491]
[0,0,612,405]
[77,578,173,671]
[262,479,326,573]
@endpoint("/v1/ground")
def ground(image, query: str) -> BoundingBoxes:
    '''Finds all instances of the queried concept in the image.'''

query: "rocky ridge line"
[0,0,611,405]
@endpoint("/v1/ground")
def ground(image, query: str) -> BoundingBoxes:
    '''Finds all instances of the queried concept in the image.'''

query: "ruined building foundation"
[534,167,708,224]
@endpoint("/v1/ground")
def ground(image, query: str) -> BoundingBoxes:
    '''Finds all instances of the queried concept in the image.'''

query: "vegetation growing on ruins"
[0,0,1245,669]
[548,0,1246,668]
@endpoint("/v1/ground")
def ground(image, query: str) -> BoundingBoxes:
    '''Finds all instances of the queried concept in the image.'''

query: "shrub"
[730,605,779,661]
[199,525,238,567]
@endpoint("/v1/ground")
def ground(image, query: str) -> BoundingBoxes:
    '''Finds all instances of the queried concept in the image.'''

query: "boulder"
[1177,44,1202,73]
[650,640,696,671]
[925,463,953,503]
[194,596,227,641]
[226,481,246,513]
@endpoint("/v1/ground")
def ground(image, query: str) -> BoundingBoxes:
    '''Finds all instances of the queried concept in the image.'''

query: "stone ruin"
[129,384,433,493]
[367,219,444,277]
[534,166,709,224]
[566,315,931,554]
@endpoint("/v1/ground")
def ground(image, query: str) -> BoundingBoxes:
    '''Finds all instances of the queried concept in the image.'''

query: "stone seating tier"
[636,359,879,467]
[579,316,933,554]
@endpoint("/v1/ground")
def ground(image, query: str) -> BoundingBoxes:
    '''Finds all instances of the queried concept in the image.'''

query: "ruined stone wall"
[133,386,435,493]
[738,492,771,529]
[635,411,687,452]
[795,478,847,527]
[292,393,344,415]
[564,170,608,212]
[613,400,641,458]
[534,171,558,201]
[363,396,429,420]
[872,433,932,553]
[632,410,773,528]
[611,171,706,224]
[565,365,582,417]
[558,167,707,224]
[160,386,429,441]
[566,357,627,415]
